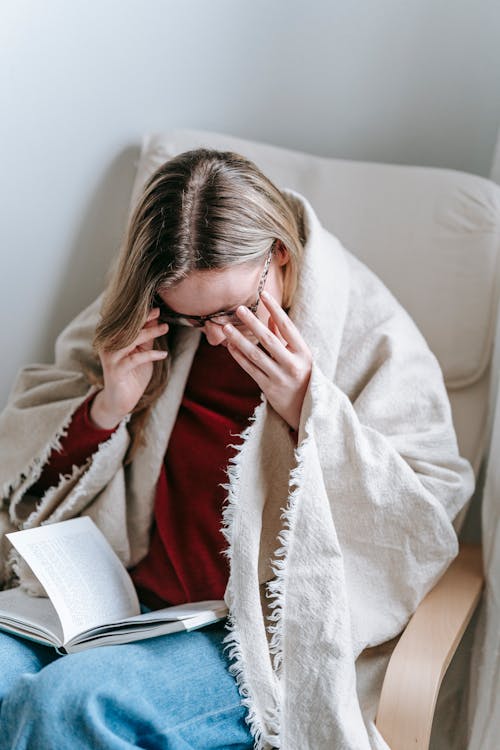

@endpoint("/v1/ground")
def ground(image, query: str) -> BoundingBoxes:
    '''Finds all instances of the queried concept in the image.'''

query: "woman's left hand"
[223,290,312,432]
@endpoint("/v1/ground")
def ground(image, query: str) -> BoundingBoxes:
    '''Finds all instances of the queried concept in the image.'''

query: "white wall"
[1,0,500,405]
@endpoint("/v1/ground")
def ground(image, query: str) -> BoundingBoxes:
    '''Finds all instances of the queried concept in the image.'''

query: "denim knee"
[0,631,255,750]
[0,654,139,750]
[0,631,59,706]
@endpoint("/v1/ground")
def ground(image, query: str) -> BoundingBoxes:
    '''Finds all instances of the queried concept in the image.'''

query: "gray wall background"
[1,0,500,404]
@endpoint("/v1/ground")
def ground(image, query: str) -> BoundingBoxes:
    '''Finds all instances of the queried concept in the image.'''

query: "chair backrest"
[130,129,500,531]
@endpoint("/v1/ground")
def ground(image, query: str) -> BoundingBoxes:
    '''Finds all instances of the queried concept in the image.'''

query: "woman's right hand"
[90,308,169,429]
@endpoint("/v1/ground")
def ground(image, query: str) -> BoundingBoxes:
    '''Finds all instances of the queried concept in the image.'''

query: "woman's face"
[158,244,290,347]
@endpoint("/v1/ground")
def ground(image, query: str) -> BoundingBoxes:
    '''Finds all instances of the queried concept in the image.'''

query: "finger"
[224,323,280,378]
[259,291,305,352]
[107,322,168,366]
[102,310,165,365]
[124,348,168,373]
[268,315,287,346]
[226,341,267,388]
[125,323,169,355]
[147,307,161,321]
[233,305,294,365]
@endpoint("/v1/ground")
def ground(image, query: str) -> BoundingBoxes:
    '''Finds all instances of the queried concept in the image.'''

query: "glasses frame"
[155,244,275,328]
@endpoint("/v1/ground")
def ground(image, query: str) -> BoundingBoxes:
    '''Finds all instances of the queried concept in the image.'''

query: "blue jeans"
[0,618,254,749]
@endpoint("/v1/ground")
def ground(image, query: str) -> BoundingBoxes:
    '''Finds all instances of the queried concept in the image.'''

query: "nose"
[203,320,228,346]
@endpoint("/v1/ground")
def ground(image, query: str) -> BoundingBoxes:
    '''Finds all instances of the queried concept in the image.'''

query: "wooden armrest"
[375,543,484,750]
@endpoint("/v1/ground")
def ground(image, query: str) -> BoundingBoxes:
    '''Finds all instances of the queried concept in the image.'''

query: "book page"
[0,586,64,646]
[7,517,140,644]
[117,600,228,625]
[67,610,227,652]
[81,600,229,632]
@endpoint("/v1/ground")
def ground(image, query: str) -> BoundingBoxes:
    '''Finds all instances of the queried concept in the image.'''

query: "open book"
[0,517,228,654]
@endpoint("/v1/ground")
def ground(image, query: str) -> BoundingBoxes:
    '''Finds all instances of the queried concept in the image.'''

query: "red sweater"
[30,336,262,609]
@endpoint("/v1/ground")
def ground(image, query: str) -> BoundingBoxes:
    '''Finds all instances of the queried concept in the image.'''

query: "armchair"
[131,128,499,749]
[376,543,484,748]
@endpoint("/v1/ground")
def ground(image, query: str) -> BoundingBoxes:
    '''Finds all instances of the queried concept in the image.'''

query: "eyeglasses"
[155,245,275,328]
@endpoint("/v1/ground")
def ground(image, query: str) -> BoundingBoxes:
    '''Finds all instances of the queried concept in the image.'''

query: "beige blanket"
[0,189,475,749]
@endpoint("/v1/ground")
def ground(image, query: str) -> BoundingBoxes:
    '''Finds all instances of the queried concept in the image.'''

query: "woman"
[0,148,475,750]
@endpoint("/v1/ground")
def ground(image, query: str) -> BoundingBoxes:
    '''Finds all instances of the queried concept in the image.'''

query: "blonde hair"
[92,148,304,461]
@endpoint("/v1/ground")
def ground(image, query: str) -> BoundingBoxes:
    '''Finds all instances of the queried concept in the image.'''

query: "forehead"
[158,261,262,315]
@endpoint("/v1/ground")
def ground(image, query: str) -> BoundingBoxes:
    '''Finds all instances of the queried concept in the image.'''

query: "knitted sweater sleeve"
[28,394,117,497]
